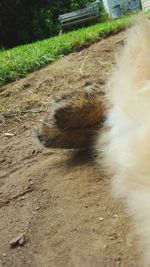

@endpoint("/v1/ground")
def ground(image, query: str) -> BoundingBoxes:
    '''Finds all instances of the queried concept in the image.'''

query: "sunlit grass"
[0,12,149,87]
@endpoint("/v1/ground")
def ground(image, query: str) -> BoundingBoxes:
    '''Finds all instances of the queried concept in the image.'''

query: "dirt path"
[0,31,139,267]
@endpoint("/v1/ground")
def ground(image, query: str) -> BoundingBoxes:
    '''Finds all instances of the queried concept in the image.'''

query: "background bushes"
[0,0,100,48]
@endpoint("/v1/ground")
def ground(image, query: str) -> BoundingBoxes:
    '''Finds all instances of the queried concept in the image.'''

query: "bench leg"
[59,29,63,35]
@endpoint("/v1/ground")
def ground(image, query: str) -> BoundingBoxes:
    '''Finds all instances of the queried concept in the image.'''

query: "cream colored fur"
[97,19,150,266]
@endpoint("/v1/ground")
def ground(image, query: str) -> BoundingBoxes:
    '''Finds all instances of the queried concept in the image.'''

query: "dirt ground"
[0,31,140,267]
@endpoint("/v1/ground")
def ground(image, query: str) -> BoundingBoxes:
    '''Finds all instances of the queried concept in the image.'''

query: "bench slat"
[59,9,99,23]
[59,9,98,20]
[59,4,99,19]
[61,15,100,28]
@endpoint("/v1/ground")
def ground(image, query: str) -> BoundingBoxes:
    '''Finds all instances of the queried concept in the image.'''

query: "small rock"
[0,158,6,163]
[3,253,6,257]
[108,233,118,240]
[116,261,121,266]
[114,214,118,218]
[99,217,104,221]
[20,196,25,200]
[10,233,25,248]
[23,83,30,89]
[42,189,47,193]
[4,133,15,137]
[116,256,121,266]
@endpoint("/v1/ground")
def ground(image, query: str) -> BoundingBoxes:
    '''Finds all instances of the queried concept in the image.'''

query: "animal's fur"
[37,19,150,266]
[97,19,150,266]
[37,88,105,148]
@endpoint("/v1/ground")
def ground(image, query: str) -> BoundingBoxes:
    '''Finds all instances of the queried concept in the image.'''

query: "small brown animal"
[37,19,150,267]
[37,87,105,148]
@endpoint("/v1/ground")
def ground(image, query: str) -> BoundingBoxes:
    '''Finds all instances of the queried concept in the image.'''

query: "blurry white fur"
[97,19,150,266]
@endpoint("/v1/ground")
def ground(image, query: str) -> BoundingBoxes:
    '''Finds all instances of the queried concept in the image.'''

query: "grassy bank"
[0,13,146,87]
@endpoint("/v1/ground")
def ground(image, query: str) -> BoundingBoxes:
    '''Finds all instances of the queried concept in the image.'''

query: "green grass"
[0,13,147,87]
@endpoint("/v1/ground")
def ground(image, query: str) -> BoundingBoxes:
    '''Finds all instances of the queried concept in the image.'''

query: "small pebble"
[10,233,25,248]
[42,189,47,192]
[4,133,14,137]
[108,233,118,240]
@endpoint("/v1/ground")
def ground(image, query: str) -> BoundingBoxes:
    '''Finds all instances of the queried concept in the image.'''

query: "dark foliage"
[0,0,101,48]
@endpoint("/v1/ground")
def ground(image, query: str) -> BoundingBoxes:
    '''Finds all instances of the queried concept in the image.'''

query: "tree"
[0,0,96,48]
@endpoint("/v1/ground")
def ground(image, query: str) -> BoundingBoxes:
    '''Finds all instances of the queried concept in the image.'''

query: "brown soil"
[0,31,139,267]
